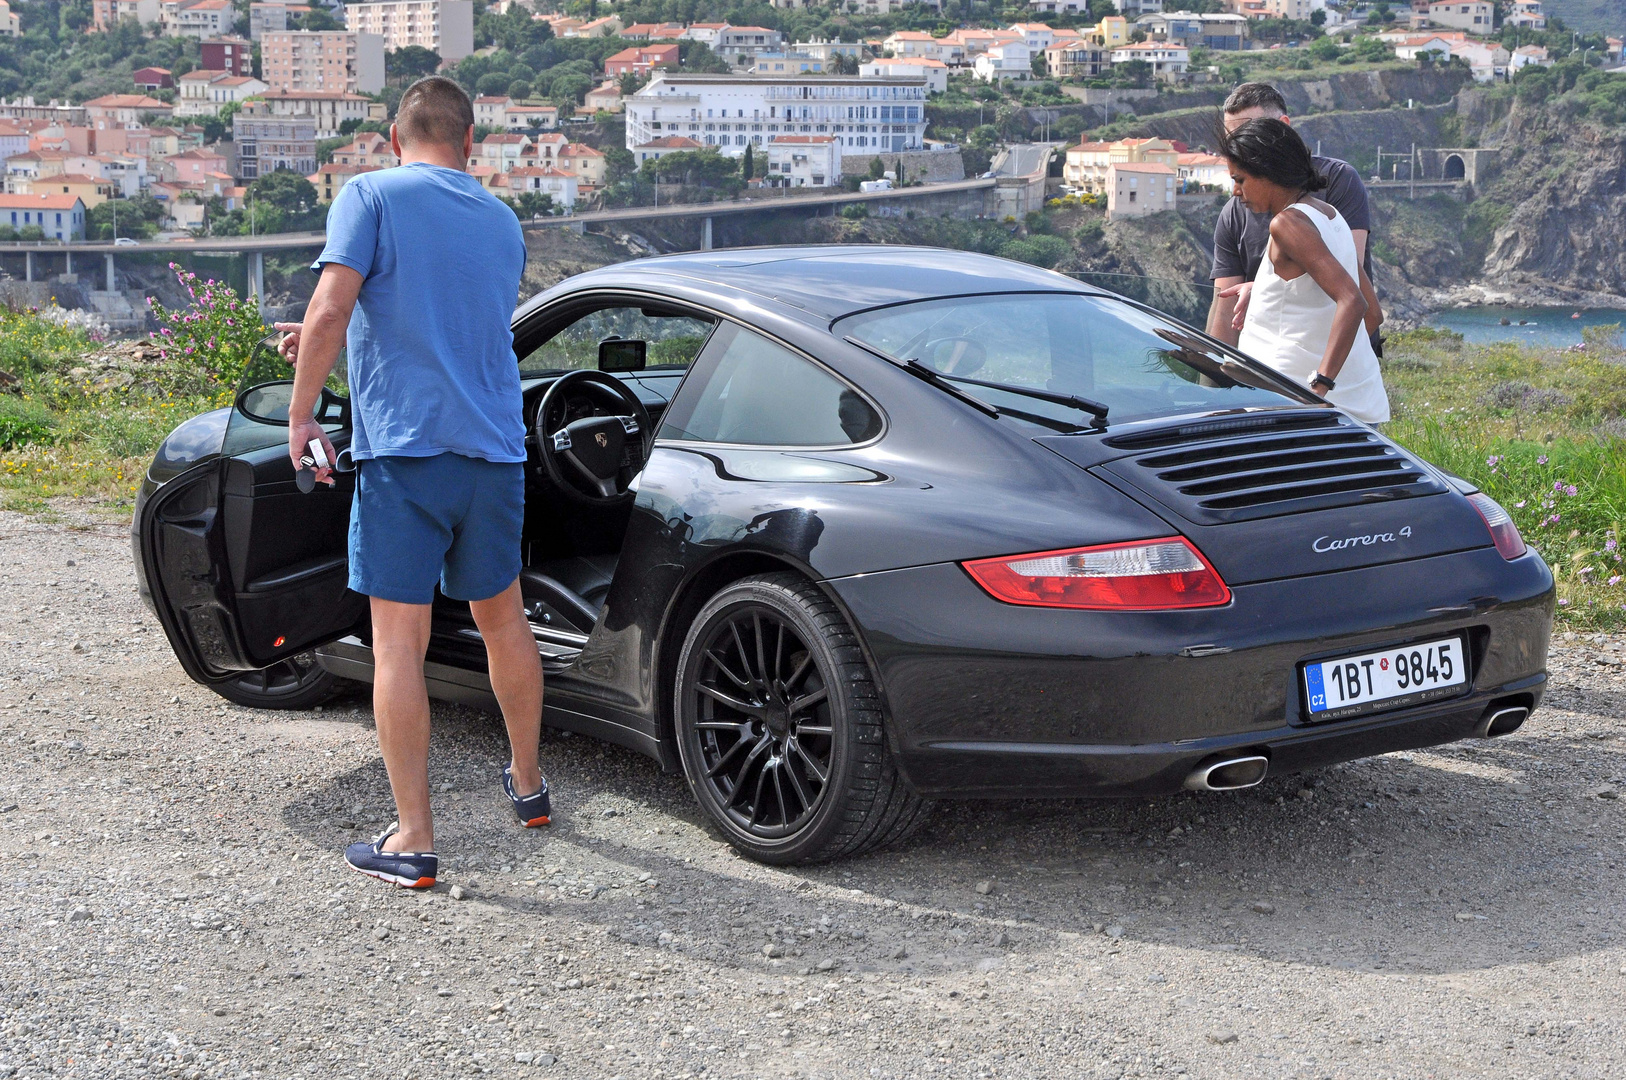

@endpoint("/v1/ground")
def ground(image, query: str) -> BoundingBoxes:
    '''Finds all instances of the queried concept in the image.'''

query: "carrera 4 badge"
[1314,526,1413,553]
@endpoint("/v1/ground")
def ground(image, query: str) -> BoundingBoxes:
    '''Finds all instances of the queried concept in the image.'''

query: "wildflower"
[1611,576,1622,586]
[1608,539,1619,551]
[1558,598,1569,606]
[1564,484,1578,497]
[1537,455,1548,465]
[1514,500,1526,508]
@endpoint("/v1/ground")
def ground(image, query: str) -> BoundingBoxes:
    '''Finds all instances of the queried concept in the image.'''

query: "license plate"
[1302,636,1468,721]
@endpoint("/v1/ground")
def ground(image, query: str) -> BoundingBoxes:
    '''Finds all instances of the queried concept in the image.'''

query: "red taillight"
[963,537,1231,610]
[1467,492,1527,560]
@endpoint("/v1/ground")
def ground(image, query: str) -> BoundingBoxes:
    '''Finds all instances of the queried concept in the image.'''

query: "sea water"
[1425,306,1626,348]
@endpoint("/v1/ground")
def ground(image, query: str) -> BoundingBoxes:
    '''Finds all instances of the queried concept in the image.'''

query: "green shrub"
[998,235,1071,269]
[0,397,56,450]
[147,263,269,389]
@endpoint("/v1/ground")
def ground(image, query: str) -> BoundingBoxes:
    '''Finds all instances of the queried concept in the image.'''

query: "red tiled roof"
[0,193,85,209]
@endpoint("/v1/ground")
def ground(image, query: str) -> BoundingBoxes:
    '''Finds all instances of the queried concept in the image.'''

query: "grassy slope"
[1383,328,1626,628]
[1539,0,1626,32]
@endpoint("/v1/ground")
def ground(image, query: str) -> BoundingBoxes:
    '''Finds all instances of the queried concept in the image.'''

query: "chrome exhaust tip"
[1184,755,1270,792]
[1475,706,1529,739]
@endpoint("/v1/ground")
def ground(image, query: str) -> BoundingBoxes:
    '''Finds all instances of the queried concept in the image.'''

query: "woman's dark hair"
[1216,116,1328,194]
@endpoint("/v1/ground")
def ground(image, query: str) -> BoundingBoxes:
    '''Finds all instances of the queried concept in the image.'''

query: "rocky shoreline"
[1380,274,1626,332]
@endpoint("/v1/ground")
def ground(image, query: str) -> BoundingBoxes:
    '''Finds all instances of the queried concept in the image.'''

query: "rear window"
[836,293,1301,430]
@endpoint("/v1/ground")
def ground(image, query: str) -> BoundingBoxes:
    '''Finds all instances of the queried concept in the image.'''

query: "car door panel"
[140,423,364,681]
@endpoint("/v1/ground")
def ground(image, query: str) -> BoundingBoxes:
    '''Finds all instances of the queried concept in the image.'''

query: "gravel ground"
[2,508,1624,1080]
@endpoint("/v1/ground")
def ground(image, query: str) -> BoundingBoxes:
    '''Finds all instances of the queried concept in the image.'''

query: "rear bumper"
[889,675,1544,798]
[826,546,1554,798]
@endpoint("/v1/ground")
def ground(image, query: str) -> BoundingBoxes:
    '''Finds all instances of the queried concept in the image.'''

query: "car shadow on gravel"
[278,702,1623,982]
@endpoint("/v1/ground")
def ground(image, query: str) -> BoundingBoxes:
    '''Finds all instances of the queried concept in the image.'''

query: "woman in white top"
[1220,118,1390,424]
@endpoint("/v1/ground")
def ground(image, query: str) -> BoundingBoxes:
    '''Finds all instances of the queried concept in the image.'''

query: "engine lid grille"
[1095,411,1445,524]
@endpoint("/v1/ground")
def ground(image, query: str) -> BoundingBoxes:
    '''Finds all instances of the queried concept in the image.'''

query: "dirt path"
[2,510,1623,1079]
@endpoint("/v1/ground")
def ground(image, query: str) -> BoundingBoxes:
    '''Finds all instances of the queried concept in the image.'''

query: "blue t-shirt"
[313,162,527,462]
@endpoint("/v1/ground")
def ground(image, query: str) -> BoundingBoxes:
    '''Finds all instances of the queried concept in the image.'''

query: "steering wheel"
[534,369,654,506]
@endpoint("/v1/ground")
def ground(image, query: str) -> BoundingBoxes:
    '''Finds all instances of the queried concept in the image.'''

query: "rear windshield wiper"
[935,372,1110,424]
[843,336,1000,419]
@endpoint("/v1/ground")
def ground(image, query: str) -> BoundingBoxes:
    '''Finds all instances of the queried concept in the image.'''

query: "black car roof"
[531,245,1107,324]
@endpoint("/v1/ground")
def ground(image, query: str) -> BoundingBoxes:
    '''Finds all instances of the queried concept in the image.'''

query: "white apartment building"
[345,0,474,60]
[1505,0,1545,28]
[1112,0,1163,16]
[263,90,371,138]
[175,70,269,117]
[861,58,948,93]
[91,0,161,30]
[625,73,929,159]
[1427,0,1495,34]
[160,0,232,39]
[1109,41,1190,79]
[262,31,386,94]
[1,0,19,36]
[974,41,1033,81]
[765,134,838,187]
[249,1,289,40]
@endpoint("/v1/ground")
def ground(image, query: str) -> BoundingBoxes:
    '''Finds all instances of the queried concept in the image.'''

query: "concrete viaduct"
[0,171,1039,300]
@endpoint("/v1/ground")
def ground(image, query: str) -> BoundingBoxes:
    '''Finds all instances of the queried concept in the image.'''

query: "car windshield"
[518,308,714,376]
[835,293,1304,430]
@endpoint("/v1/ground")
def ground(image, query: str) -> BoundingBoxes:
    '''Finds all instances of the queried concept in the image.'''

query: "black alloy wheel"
[209,651,350,710]
[675,573,930,864]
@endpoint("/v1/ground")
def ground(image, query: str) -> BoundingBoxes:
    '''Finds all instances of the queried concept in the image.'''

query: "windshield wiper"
[843,336,1000,419]
[935,373,1110,423]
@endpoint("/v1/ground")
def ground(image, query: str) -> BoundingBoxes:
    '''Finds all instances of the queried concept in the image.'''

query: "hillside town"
[0,0,1619,238]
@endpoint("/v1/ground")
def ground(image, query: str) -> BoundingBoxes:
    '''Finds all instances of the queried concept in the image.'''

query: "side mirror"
[235,380,349,427]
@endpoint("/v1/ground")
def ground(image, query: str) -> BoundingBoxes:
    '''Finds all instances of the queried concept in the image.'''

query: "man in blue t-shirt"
[276,76,553,890]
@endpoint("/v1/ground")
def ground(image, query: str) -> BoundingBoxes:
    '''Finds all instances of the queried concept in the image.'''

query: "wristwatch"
[1310,372,1336,392]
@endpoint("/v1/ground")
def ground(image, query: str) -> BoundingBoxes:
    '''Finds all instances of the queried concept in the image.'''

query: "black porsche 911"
[132,246,1555,864]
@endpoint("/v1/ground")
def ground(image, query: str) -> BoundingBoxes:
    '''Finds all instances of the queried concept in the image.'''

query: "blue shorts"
[348,453,524,605]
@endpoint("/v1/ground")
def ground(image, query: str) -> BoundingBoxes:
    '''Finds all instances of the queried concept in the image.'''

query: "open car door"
[138,363,366,686]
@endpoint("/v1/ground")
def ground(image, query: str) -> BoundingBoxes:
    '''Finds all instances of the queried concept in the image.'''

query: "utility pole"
[1376,143,1381,183]
[1409,141,1416,199]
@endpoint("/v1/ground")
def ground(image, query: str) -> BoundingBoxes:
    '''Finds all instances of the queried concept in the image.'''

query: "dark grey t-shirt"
[1210,155,1374,283]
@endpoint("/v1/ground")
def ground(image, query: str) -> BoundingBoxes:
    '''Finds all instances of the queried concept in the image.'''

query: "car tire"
[675,572,930,865]
[208,651,352,710]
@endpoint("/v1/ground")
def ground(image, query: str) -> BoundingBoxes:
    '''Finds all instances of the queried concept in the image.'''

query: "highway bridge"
[0,176,1005,298]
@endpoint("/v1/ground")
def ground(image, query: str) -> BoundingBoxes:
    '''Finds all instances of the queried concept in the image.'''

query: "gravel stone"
[4,510,1625,1078]
[1251,901,1276,915]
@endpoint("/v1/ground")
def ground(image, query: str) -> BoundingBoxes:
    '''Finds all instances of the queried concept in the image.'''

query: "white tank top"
[1236,201,1390,424]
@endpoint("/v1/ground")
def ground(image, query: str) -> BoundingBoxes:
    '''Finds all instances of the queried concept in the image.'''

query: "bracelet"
[1310,372,1336,391]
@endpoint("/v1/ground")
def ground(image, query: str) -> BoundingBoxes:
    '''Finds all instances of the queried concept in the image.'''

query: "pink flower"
[1564,484,1578,497]
[1610,576,1622,586]
[1537,455,1548,465]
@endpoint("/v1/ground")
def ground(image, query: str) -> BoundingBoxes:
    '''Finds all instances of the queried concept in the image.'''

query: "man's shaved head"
[396,76,474,150]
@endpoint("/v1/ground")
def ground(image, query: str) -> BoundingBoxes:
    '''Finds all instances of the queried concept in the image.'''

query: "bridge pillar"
[248,251,264,302]
[24,250,32,282]
[106,253,116,292]
[701,216,713,251]
[65,250,72,276]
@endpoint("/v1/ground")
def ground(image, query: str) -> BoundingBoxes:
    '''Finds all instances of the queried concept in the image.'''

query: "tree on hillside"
[479,5,554,53]
[387,46,442,84]
[249,170,319,215]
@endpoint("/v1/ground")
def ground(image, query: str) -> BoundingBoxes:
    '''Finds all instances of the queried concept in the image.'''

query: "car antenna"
[842,336,1000,419]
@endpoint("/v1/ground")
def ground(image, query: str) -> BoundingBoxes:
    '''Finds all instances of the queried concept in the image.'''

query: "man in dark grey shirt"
[1207,83,1384,354]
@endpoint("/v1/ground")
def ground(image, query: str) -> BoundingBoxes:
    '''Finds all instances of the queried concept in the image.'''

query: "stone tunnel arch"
[1443,153,1466,180]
